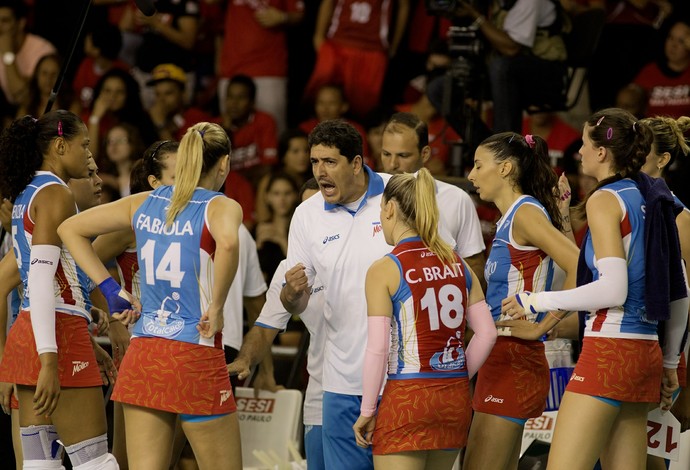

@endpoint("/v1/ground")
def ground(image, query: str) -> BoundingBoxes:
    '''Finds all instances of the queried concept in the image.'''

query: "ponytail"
[0,110,84,200]
[576,108,653,219]
[479,132,562,230]
[414,169,456,268]
[383,169,457,268]
[166,122,230,226]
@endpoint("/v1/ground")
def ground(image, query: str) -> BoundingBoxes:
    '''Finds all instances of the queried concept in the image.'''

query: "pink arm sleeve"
[360,316,391,417]
[465,300,497,378]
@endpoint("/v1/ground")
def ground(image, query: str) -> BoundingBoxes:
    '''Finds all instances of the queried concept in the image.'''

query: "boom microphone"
[135,0,157,17]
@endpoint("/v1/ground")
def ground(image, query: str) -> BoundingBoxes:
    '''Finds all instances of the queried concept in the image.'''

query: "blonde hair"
[383,168,456,267]
[640,116,690,167]
[166,122,230,225]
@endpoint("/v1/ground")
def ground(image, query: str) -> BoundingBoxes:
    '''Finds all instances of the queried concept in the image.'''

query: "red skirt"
[112,336,236,415]
[372,377,471,455]
[473,336,550,419]
[0,311,101,388]
[566,337,662,402]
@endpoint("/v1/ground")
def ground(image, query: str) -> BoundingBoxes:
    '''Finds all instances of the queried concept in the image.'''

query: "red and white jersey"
[116,248,140,301]
[386,237,472,379]
[327,0,392,51]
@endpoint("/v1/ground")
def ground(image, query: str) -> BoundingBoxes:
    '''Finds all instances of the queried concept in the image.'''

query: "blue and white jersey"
[12,171,91,321]
[132,185,224,347]
[485,195,555,321]
[582,179,654,339]
[257,259,326,426]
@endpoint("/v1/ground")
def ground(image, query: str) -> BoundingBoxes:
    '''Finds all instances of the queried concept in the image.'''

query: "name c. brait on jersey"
[405,262,464,284]
[135,214,194,236]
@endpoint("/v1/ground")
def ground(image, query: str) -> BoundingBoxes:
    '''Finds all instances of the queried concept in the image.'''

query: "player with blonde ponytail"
[353,168,496,469]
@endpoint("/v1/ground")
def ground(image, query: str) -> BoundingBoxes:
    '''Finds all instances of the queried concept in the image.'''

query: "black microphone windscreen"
[135,0,157,16]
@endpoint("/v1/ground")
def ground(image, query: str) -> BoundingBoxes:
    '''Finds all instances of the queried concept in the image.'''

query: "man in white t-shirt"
[380,111,486,289]
[229,120,391,469]
[0,0,56,105]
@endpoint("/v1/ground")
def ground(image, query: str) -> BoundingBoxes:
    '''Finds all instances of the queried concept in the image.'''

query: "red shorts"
[473,336,550,419]
[567,337,662,402]
[0,311,101,388]
[304,40,387,119]
[112,337,236,415]
[678,352,687,388]
[372,377,471,455]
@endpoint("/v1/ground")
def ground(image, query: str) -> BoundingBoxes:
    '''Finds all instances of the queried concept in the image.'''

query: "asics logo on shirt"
[72,361,89,376]
[484,395,504,403]
[30,258,53,265]
[220,390,232,406]
[323,234,340,245]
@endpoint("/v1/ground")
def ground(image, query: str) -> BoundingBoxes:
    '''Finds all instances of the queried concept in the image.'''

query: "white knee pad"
[20,425,64,466]
[65,434,119,469]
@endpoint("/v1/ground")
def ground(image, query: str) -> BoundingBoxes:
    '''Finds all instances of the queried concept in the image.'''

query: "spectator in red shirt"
[299,84,370,160]
[72,22,128,111]
[634,19,690,119]
[219,74,278,187]
[146,63,214,141]
[521,112,580,173]
[304,0,410,120]
[217,0,304,136]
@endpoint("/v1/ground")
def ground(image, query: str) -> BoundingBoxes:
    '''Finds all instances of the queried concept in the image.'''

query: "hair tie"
[524,134,535,149]
[198,129,205,138]
[57,121,63,137]
[606,127,613,140]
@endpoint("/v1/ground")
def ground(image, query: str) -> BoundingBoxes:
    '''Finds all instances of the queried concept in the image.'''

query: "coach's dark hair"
[308,119,363,162]
[0,110,84,200]
[479,132,562,231]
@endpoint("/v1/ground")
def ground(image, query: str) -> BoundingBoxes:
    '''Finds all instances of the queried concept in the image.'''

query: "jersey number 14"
[140,240,185,288]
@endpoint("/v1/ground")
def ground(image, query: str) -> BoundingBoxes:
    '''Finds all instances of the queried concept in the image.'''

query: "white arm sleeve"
[664,296,690,369]
[27,244,60,354]
[532,257,628,313]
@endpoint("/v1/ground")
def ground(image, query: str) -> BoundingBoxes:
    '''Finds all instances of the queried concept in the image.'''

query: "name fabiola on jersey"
[135,214,194,236]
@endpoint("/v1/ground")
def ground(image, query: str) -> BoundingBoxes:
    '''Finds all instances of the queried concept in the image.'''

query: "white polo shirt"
[256,260,326,426]
[222,224,268,350]
[436,180,485,259]
[286,167,392,395]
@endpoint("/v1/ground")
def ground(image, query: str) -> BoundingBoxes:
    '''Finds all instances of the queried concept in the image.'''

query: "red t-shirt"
[521,116,580,173]
[223,111,278,171]
[224,171,256,223]
[327,0,393,52]
[634,62,690,119]
[219,0,304,78]
[173,108,215,141]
